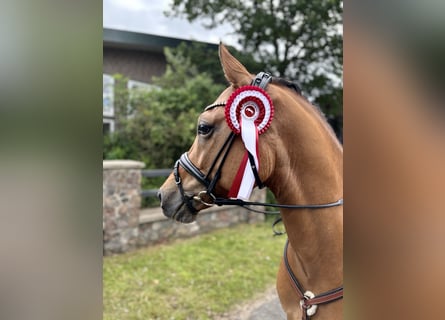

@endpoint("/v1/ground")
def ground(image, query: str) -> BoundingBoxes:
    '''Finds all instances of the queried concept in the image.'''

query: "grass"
[103,222,287,320]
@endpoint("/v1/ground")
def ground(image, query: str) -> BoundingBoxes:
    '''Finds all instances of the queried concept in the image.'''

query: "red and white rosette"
[225,86,274,199]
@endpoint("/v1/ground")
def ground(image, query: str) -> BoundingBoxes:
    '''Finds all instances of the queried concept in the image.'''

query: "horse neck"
[267,96,343,292]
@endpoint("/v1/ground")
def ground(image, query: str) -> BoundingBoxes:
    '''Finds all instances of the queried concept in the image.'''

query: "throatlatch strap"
[247,151,265,189]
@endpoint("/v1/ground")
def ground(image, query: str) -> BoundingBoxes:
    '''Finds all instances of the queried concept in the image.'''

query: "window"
[103,74,114,117]
[127,79,153,91]
[127,79,154,117]
[102,75,153,131]
[103,118,115,134]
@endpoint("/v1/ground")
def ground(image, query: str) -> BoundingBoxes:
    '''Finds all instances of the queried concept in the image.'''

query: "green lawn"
[103,222,286,320]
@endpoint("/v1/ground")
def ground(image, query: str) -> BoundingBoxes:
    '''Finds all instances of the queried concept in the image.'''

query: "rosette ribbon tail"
[228,116,259,199]
[224,84,274,200]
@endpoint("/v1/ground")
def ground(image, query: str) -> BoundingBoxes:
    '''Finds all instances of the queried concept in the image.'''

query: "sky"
[103,0,238,46]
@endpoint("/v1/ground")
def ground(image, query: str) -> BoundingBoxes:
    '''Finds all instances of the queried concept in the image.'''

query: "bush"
[103,47,225,169]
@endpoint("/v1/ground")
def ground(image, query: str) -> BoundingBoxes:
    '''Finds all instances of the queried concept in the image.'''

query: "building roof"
[103,28,218,53]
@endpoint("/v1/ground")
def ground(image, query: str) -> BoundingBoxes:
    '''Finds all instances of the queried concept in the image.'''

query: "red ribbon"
[225,86,274,199]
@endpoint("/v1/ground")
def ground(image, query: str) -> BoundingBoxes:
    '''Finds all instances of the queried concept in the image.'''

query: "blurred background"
[0,0,444,319]
[102,2,343,319]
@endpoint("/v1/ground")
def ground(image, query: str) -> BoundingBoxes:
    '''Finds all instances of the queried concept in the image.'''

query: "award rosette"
[225,86,274,199]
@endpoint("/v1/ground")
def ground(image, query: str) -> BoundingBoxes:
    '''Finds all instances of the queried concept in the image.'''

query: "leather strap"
[247,151,265,189]
[174,160,199,214]
[284,240,343,319]
[213,198,343,209]
[251,71,272,89]
[179,153,210,188]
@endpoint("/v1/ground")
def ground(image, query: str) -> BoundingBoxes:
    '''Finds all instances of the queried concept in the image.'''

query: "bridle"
[173,72,343,319]
[173,129,237,214]
[173,72,273,214]
[174,72,343,214]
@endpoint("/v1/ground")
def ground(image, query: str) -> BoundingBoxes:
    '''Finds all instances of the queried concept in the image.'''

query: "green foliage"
[167,0,343,117]
[112,74,130,131]
[170,41,267,85]
[103,47,224,168]
[103,222,287,320]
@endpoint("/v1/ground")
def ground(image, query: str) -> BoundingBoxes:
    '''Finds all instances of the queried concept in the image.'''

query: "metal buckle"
[300,290,318,317]
[251,72,272,89]
[193,191,216,207]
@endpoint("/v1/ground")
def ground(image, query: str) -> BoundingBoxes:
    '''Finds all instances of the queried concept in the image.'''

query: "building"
[103,28,218,134]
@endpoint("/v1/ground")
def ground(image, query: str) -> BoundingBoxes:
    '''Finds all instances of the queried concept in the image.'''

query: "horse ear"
[219,43,252,88]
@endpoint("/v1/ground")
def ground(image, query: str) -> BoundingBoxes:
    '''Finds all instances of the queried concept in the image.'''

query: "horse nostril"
[157,191,162,203]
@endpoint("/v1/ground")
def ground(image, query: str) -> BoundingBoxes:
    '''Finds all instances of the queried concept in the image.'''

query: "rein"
[176,148,343,211]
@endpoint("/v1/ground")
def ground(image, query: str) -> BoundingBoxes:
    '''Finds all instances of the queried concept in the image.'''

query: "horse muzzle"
[157,187,198,223]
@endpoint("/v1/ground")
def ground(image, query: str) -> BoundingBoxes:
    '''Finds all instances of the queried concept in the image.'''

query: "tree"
[169,41,267,85]
[103,47,224,168]
[112,74,130,131]
[167,0,343,119]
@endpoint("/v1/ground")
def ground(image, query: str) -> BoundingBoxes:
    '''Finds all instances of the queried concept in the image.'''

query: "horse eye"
[197,123,213,136]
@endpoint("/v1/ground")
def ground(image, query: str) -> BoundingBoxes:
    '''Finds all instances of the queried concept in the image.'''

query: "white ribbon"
[235,112,259,199]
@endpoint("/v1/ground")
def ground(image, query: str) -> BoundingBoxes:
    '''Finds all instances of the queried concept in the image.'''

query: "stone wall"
[103,160,265,255]
[103,160,145,254]
[137,189,266,248]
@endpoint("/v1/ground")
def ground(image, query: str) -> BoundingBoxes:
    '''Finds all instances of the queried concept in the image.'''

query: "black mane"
[271,77,302,95]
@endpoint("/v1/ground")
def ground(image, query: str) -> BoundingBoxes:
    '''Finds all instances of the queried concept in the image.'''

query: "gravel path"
[214,286,286,320]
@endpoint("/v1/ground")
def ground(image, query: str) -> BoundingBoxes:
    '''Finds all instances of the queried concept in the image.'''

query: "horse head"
[158,44,278,223]
[159,43,341,224]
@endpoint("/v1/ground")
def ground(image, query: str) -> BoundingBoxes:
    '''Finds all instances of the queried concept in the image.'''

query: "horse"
[158,43,343,320]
